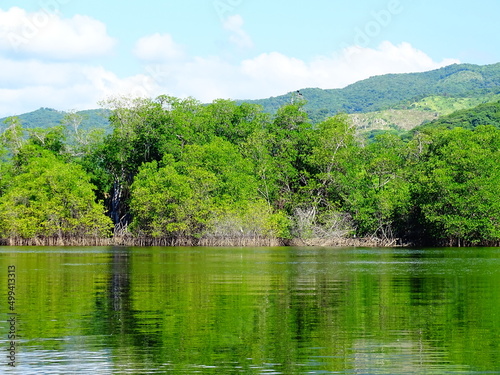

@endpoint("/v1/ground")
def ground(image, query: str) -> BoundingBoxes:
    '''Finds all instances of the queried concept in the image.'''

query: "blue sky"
[0,0,499,116]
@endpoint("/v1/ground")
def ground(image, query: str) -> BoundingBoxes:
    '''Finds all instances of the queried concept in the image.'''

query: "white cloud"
[133,33,185,62]
[223,14,254,49]
[0,57,154,117]
[137,41,459,102]
[0,41,460,118]
[0,7,116,60]
[235,42,459,97]
[333,41,460,85]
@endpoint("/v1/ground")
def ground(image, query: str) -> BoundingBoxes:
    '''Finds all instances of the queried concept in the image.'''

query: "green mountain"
[0,107,110,133]
[347,92,500,134]
[2,62,500,134]
[412,100,500,133]
[241,62,500,122]
[351,109,439,131]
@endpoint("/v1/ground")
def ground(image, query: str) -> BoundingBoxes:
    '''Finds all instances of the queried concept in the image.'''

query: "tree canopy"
[2,95,500,246]
[0,147,111,240]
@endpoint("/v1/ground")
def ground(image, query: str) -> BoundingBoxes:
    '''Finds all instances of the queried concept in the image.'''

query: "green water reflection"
[1,246,500,374]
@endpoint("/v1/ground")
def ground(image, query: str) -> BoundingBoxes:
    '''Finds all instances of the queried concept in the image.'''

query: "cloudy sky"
[0,0,499,117]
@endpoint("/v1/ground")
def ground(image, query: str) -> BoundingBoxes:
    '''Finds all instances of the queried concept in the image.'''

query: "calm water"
[1,246,500,374]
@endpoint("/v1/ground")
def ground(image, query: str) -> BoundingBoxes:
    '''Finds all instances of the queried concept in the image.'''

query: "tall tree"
[346,133,411,239]
[98,96,179,233]
[0,148,112,239]
[411,126,500,245]
[266,102,314,210]
[130,155,216,238]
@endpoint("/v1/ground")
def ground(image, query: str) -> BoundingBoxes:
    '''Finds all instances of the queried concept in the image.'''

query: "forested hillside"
[3,63,500,135]
[2,95,500,247]
[0,108,111,133]
[243,62,500,122]
[413,100,500,132]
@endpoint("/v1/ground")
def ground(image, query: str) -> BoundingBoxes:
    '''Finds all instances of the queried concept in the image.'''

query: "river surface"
[1,246,499,374]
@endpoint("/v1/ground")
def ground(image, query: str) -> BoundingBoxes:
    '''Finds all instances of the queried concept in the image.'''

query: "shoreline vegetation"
[3,234,498,248]
[0,235,403,248]
[2,95,500,248]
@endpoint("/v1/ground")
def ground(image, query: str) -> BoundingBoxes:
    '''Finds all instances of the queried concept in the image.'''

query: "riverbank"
[0,235,405,247]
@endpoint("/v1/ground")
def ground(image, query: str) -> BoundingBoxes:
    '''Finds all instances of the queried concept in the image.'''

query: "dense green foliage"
[0,146,112,240]
[410,126,500,245]
[2,93,500,246]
